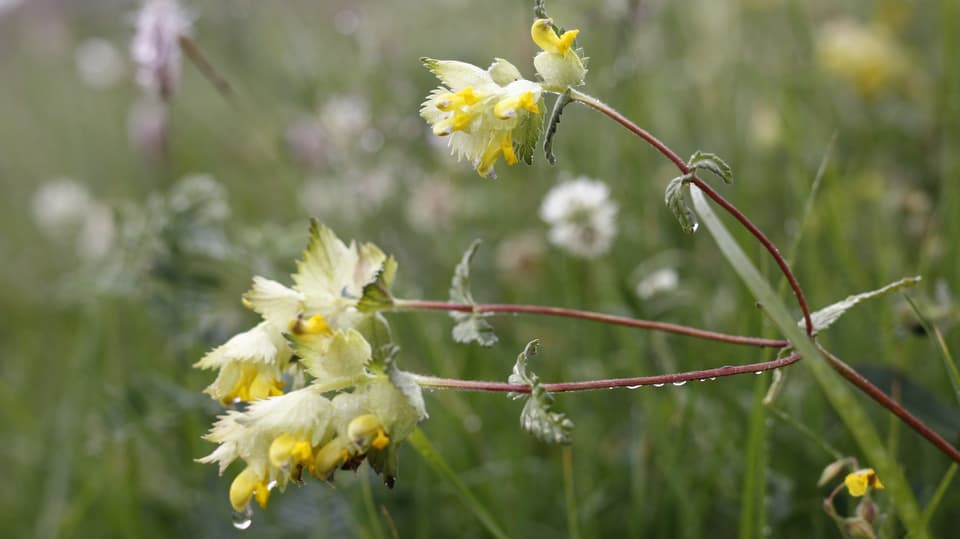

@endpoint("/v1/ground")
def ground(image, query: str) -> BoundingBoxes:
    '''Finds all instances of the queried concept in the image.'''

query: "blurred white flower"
[0,0,22,18]
[285,115,327,169]
[749,104,781,149]
[635,267,679,300]
[405,177,458,232]
[131,0,191,99]
[301,168,396,222]
[32,178,115,260]
[321,95,370,141]
[495,231,545,283]
[32,178,93,235]
[75,38,125,89]
[127,96,169,159]
[539,177,618,258]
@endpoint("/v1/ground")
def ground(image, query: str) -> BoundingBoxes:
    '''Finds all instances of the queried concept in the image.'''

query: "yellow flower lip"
[229,467,271,512]
[531,18,580,55]
[291,314,331,336]
[844,468,884,497]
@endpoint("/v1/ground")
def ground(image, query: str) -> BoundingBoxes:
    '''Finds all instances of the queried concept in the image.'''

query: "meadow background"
[2,0,959,537]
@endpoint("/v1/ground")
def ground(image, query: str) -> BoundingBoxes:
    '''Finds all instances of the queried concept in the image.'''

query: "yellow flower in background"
[844,468,884,497]
[816,19,909,99]
[420,58,544,178]
[531,18,587,91]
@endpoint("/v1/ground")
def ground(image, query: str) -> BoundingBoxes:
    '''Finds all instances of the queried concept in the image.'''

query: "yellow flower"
[844,468,884,497]
[816,19,908,99]
[531,18,587,91]
[194,322,291,404]
[420,58,544,178]
[229,467,271,513]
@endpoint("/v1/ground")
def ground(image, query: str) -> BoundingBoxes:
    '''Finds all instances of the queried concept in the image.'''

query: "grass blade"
[690,185,927,537]
[408,428,510,539]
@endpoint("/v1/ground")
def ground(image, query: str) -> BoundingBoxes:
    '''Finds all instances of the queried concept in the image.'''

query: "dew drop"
[653,383,665,388]
[626,385,642,390]
[697,378,707,382]
[754,371,763,375]
[691,222,700,232]
[232,507,253,530]
[266,480,277,490]
[709,377,717,381]
[672,381,687,386]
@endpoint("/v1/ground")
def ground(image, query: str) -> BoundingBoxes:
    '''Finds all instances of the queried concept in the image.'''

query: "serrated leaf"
[544,89,573,165]
[507,340,574,444]
[449,240,498,346]
[804,276,922,334]
[452,316,498,346]
[357,256,397,313]
[513,98,545,165]
[688,151,733,184]
[664,174,698,234]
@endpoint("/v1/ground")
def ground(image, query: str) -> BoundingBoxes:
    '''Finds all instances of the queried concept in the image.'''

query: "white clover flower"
[420,58,544,178]
[75,38,125,89]
[539,177,618,258]
[131,0,191,99]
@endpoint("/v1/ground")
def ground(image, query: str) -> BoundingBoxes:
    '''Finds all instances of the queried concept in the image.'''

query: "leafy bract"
[688,151,733,184]
[804,276,922,334]
[664,174,697,234]
[508,340,574,444]
[449,240,497,346]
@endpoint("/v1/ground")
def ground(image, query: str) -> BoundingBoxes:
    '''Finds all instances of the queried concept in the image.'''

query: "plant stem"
[567,88,815,336]
[393,299,788,349]
[412,352,801,393]
[817,346,960,463]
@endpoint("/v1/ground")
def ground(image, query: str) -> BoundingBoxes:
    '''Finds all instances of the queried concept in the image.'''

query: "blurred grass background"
[2,0,959,537]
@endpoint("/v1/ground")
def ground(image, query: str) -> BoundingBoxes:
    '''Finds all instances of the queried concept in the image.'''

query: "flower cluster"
[420,18,587,178]
[196,221,426,522]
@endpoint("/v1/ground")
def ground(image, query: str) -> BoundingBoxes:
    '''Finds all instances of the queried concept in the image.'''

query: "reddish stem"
[569,91,815,336]
[414,353,801,393]
[819,347,960,464]
[395,299,788,349]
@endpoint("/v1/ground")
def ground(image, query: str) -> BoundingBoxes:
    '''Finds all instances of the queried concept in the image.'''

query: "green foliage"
[806,276,922,335]
[687,151,733,184]
[664,173,697,234]
[544,89,573,165]
[508,340,575,445]
[449,240,498,346]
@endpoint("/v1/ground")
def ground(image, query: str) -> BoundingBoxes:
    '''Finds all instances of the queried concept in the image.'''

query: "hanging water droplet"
[691,222,700,232]
[626,385,642,390]
[266,480,277,490]
[653,383,665,387]
[754,371,763,375]
[697,378,707,382]
[232,507,253,530]
[709,377,717,381]
[672,381,687,386]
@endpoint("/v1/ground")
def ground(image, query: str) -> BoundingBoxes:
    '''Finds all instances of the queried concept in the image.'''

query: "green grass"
[2,0,959,537]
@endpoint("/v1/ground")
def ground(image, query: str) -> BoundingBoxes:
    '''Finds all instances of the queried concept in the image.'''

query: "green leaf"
[449,240,497,346]
[508,340,574,445]
[689,185,926,537]
[514,98,546,165]
[664,174,697,234]
[688,151,733,184]
[805,276,922,334]
[544,89,573,165]
[357,256,397,313]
